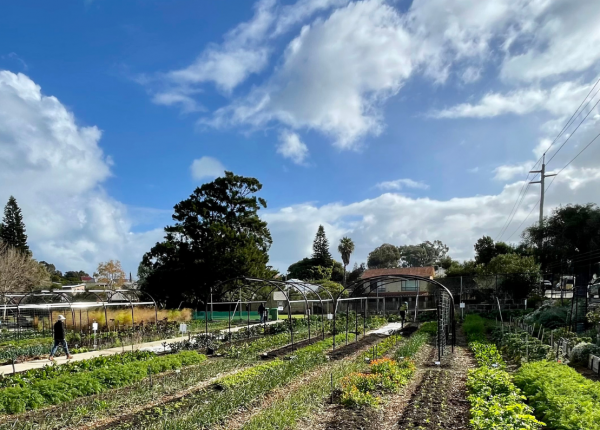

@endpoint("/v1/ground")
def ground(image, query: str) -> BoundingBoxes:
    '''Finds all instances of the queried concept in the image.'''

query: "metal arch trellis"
[208,277,334,350]
[0,289,158,335]
[335,274,456,360]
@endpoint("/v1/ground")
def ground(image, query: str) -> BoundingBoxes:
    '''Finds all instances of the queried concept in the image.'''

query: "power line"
[546,89,600,166]
[546,130,600,182]
[542,75,600,157]
[506,199,540,242]
[495,76,600,241]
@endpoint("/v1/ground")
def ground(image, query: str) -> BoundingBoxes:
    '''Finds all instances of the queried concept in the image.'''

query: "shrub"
[418,321,438,335]
[568,342,600,365]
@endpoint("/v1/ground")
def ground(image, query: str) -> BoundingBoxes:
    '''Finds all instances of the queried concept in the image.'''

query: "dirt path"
[296,330,475,430]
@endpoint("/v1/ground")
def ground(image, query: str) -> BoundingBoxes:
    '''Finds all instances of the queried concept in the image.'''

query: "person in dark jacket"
[49,315,73,361]
[258,303,266,323]
[399,302,408,327]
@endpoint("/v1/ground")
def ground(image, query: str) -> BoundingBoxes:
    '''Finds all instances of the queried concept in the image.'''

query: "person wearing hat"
[399,302,408,327]
[49,315,73,361]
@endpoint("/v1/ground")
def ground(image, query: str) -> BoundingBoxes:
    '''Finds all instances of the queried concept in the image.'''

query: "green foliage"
[399,240,449,267]
[492,329,552,363]
[367,243,402,269]
[467,338,544,430]
[418,321,438,335]
[311,225,332,267]
[347,262,366,284]
[474,236,516,266]
[445,259,479,276]
[140,172,273,307]
[523,203,600,273]
[1,196,28,253]
[338,237,355,270]
[462,314,491,342]
[515,360,600,429]
[341,357,416,408]
[569,342,600,365]
[0,351,207,414]
[523,303,569,329]
[0,351,155,389]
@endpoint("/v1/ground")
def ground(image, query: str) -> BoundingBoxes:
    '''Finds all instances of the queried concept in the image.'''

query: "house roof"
[360,267,436,279]
[80,276,94,282]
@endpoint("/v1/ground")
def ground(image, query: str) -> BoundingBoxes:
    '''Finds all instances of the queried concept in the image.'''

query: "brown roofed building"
[361,266,435,279]
[359,266,436,313]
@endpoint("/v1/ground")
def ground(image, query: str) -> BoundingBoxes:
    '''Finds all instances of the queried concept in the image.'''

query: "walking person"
[49,315,73,361]
[258,303,266,324]
[399,302,408,328]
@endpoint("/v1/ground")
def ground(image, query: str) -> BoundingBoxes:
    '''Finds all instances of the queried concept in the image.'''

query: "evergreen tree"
[312,225,332,266]
[1,196,28,253]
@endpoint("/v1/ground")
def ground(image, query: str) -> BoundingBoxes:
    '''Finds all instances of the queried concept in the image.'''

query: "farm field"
[4,313,600,429]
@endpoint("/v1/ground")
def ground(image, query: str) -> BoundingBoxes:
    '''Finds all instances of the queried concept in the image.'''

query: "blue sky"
[1,0,599,275]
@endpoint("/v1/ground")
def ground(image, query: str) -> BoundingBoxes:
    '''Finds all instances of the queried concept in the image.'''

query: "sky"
[1,0,600,276]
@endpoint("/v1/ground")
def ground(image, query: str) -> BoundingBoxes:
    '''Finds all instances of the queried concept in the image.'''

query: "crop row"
[492,321,600,429]
[239,328,425,429]
[0,350,155,389]
[463,315,544,430]
[0,350,206,414]
[515,360,600,430]
[109,332,357,429]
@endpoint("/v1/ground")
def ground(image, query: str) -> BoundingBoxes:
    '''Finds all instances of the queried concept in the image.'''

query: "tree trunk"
[343,265,346,287]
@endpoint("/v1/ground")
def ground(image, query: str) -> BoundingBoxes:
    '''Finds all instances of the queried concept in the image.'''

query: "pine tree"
[312,225,332,267]
[1,196,29,253]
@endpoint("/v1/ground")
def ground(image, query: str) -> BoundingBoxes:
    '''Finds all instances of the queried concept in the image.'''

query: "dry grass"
[32,308,192,329]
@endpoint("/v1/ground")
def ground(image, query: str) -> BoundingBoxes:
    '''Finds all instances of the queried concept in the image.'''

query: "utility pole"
[529,154,557,228]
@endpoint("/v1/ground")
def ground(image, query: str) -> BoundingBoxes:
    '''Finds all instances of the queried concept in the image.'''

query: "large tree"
[367,243,402,268]
[474,236,514,265]
[312,225,332,267]
[141,172,273,307]
[0,196,28,253]
[0,242,51,295]
[337,236,355,286]
[399,240,449,267]
[522,203,600,275]
[95,260,126,289]
[478,253,540,300]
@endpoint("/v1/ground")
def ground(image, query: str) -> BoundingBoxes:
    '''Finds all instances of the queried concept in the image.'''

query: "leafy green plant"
[0,351,206,414]
[467,338,544,430]
[515,360,600,430]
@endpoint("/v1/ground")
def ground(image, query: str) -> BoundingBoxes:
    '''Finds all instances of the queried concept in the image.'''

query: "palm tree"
[338,237,355,287]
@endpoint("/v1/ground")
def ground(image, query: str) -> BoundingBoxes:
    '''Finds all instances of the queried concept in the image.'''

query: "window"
[402,280,418,292]
[377,282,386,293]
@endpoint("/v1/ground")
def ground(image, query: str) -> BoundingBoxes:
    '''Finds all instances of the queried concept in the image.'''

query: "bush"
[418,321,438,335]
[569,342,600,365]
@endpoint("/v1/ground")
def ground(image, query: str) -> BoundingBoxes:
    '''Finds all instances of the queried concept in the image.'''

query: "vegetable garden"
[0,274,477,429]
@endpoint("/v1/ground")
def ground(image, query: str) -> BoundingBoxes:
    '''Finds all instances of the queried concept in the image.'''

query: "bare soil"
[297,330,475,430]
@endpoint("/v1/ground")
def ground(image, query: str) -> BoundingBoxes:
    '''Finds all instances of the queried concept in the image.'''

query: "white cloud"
[264,166,600,271]
[0,71,162,274]
[375,178,429,191]
[461,67,481,84]
[501,0,600,82]
[212,0,414,148]
[190,156,225,180]
[147,0,600,151]
[277,131,309,165]
[432,81,598,119]
[493,162,533,181]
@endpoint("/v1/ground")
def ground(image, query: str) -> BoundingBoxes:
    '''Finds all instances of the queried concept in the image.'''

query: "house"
[61,284,86,294]
[80,276,95,283]
[360,267,437,311]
